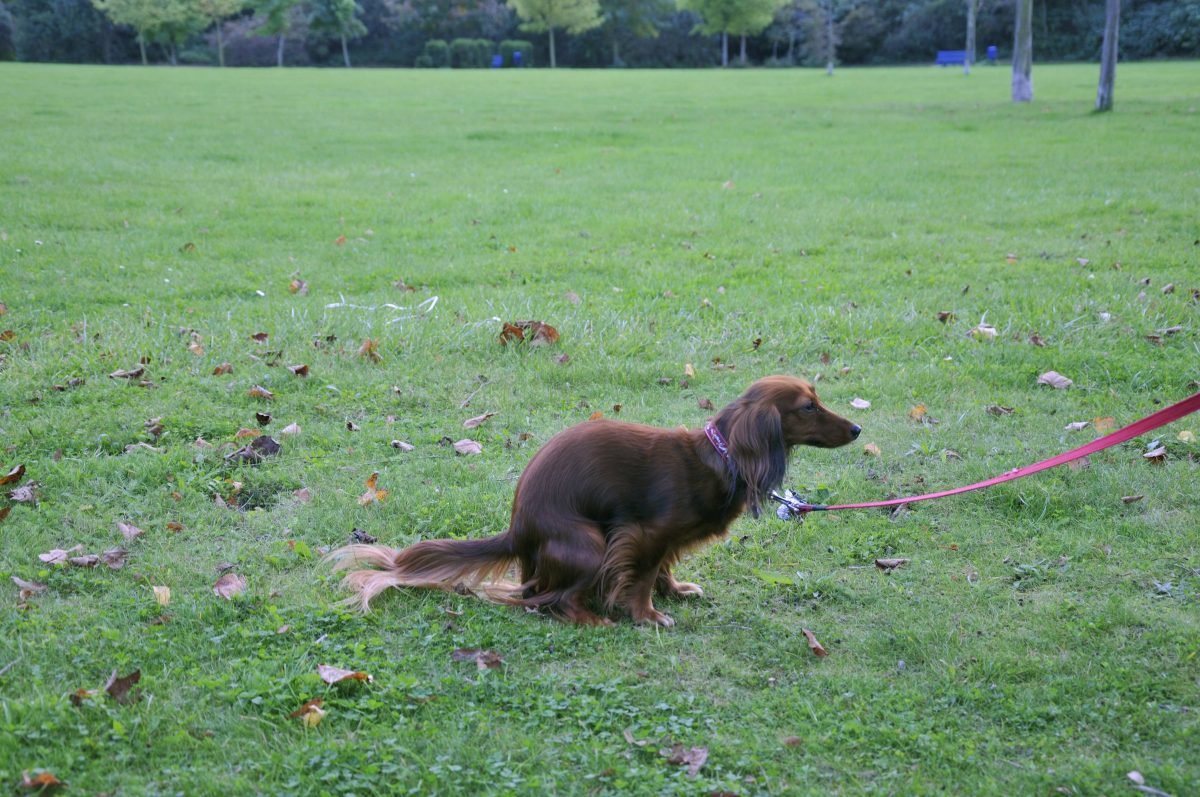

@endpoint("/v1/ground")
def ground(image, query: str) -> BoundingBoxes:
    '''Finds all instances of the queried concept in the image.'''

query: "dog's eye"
[801,401,817,413]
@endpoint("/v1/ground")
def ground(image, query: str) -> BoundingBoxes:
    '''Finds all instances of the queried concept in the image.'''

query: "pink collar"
[704,420,731,464]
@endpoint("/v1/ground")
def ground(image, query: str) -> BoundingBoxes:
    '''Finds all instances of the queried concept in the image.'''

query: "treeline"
[1,0,1197,68]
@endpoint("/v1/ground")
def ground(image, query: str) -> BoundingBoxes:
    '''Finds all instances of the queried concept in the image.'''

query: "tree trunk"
[965,0,977,64]
[341,34,350,67]
[216,22,225,67]
[1095,0,1119,111]
[739,34,746,64]
[825,0,835,75]
[721,31,728,67]
[137,35,147,65]
[1012,0,1033,102]
[549,27,556,68]
[169,42,178,66]
[787,30,795,63]
[277,33,285,67]
[612,37,620,67]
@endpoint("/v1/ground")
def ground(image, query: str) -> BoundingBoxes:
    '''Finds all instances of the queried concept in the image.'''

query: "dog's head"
[716,376,860,515]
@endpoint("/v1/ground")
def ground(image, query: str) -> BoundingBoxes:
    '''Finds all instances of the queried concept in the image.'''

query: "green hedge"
[499,39,533,67]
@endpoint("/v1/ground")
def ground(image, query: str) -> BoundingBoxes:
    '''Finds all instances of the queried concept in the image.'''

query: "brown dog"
[328,376,860,627]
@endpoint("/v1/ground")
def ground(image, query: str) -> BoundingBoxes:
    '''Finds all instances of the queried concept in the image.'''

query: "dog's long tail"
[325,533,520,611]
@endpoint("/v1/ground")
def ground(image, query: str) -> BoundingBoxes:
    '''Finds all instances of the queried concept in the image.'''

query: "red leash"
[773,391,1200,515]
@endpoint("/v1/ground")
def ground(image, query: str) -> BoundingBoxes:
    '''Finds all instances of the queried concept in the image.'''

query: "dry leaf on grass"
[802,628,829,657]
[20,771,65,791]
[391,440,414,451]
[875,558,910,571]
[660,744,708,779]
[250,332,269,343]
[451,648,503,670]
[8,482,39,503]
[0,464,25,485]
[986,405,1014,416]
[105,669,141,704]
[116,521,145,542]
[698,398,715,411]
[863,442,882,457]
[101,548,128,569]
[970,323,997,339]
[13,576,48,596]
[1179,430,1197,443]
[108,365,145,379]
[463,412,496,429]
[213,573,247,599]
[152,585,171,606]
[453,439,482,456]
[293,488,312,503]
[1143,447,1167,463]
[358,472,389,505]
[357,339,382,363]
[287,364,309,377]
[1037,371,1073,389]
[499,320,559,347]
[248,385,274,401]
[346,421,361,432]
[38,545,83,565]
[317,664,374,684]
[290,697,325,727]
[280,423,301,435]
[1064,421,1090,431]
[68,554,99,568]
[908,405,927,421]
[936,311,955,323]
[289,279,308,295]
[850,397,871,410]
[1094,416,1116,433]
[1121,495,1144,504]
[212,362,233,375]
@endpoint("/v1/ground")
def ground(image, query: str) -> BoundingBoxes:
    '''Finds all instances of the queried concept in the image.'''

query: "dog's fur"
[327,376,860,626]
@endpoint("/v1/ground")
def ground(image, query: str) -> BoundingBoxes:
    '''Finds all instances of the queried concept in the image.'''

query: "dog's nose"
[850,424,861,439]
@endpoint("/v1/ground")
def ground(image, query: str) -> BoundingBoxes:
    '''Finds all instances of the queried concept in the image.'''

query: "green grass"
[0,61,1198,795]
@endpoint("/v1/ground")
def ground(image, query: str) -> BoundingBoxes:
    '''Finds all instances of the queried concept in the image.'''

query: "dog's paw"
[672,581,704,598]
[636,609,676,628]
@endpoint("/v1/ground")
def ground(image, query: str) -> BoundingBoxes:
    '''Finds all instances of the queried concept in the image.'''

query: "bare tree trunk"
[612,38,619,67]
[216,22,225,67]
[739,34,746,64]
[787,30,795,63]
[277,33,285,67]
[1095,0,1119,111]
[965,0,977,64]
[721,31,728,67]
[1012,0,1033,102]
[825,0,835,75]
[169,42,178,66]
[549,27,557,68]
[341,33,350,67]
[137,35,147,65]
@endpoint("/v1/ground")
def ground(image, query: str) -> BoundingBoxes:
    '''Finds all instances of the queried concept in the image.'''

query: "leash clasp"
[770,490,826,521]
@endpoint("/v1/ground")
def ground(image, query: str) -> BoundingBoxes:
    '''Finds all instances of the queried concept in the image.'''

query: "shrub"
[450,38,476,68]
[499,39,533,67]
[414,54,433,68]
[474,39,494,67]
[423,39,449,68]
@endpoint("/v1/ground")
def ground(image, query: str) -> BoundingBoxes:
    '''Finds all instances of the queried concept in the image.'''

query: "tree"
[509,0,603,67]
[253,0,300,65]
[965,0,977,64]
[1094,0,1118,111]
[0,2,16,60]
[1011,0,1032,101]
[195,0,243,66]
[677,0,779,66]
[600,0,668,66]
[92,0,201,64]
[308,0,367,67]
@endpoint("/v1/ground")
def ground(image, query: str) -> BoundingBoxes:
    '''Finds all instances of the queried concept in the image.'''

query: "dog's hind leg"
[520,523,610,625]
[655,565,704,599]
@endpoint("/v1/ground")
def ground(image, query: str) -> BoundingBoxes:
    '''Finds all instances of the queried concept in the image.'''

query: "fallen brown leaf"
[8,481,39,503]
[463,412,496,429]
[908,404,927,421]
[68,554,100,568]
[588,411,604,421]
[213,572,247,599]
[12,575,47,596]
[291,697,325,726]
[20,770,65,791]
[499,320,559,347]
[317,664,374,685]
[101,547,128,569]
[357,339,382,363]
[1121,495,1144,504]
[802,628,828,657]
[698,398,715,411]
[235,427,259,439]
[350,528,377,544]
[451,648,503,670]
[280,423,301,435]
[225,435,281,464]
[850,397,871,410]
[250,332,269,343]
[212,362,233,375]
[1094,416,1116,433]
[166,521,184,531]
[289,279,308,295]
[287,364,309,377]
[358,472,389,505]
[346,421,361,432]
[453,439,483,456]
[783,735,803,747]
[660,744,708,779]
[1143,447,1166,463]
[334,234,347,246]
[863,442,882,457]
[105,668,141,704]
[1029,333,1047,347]
[1037,371,1073,389]
[0,464,25,485]
[986,405,1014,416]
[248,385,274,400]
[38,544,83,564]
[108,365,145,380]
[875,558,910,571]
[293,487,312,503]
[390,440,414,451]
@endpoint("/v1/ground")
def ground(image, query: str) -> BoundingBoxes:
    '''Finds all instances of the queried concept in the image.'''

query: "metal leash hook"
[770,490,827,522]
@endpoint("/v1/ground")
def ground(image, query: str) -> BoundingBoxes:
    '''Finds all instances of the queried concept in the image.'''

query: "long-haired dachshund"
[328,376,860,627]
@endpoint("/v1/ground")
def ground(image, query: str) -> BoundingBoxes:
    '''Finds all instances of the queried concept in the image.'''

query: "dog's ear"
[724,398,787,517]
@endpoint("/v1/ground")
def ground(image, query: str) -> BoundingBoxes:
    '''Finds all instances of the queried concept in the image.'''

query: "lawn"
[0,61,1197,796]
